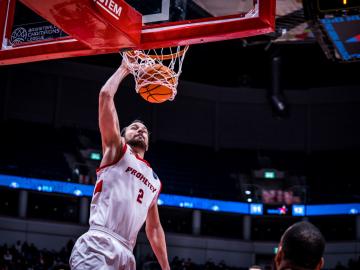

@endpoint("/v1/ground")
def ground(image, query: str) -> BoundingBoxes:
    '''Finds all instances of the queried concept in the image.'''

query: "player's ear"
[274,246,283,269]
[316,258,324,270]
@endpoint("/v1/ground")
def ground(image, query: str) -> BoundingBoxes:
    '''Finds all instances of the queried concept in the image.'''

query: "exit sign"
[264,171,276,179]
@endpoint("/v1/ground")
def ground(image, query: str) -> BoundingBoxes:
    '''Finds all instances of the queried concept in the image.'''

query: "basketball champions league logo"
[9,24,64,46]
[10,27,27,45]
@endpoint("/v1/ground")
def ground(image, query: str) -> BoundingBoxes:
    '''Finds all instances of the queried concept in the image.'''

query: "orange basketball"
[137,64,176,103]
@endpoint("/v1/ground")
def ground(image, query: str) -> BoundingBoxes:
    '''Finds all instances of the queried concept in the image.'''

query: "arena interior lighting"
[1,174,359,216]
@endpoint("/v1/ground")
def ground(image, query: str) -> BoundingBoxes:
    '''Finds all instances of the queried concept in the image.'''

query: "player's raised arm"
[145,203,170,270]
[99,62,130,165]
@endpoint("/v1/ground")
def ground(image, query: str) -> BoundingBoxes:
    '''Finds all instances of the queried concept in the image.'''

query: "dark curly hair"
[280,221,325,270]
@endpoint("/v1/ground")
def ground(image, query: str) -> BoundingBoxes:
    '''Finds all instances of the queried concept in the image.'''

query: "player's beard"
[126,137,147,152]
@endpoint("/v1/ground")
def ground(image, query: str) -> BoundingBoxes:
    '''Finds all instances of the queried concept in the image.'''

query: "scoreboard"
[320,15,360,61]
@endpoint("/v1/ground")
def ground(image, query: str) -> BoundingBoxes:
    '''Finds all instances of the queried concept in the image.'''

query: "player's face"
[124,122,149,151]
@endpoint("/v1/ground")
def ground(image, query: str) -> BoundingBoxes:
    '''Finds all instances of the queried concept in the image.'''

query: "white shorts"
[70,230,136,270]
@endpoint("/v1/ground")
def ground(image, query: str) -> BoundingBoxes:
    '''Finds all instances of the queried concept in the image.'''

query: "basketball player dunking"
[70,62,170,270]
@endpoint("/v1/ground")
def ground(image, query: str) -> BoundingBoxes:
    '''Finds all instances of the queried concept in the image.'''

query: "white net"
[121,46,189,101]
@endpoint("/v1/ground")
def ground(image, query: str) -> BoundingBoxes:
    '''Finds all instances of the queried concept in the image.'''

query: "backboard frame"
[0,0,276,65]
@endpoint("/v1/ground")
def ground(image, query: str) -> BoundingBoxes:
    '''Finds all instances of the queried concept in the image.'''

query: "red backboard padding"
[0,0,276,65]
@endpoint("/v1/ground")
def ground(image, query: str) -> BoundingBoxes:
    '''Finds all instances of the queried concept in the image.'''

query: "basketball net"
[121,46,189,101]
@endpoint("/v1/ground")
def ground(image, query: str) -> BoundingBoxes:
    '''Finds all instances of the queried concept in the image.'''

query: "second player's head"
[275,221,325,270]
[121,120,149,153]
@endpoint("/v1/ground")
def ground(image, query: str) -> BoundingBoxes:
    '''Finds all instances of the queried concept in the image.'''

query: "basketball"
[137,64,176,103]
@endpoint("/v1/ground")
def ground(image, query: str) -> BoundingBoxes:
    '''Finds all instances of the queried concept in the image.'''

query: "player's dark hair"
[120,119,148,137]
[281,221,325,270]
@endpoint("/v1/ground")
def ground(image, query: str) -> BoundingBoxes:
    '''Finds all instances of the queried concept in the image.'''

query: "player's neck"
[132,146,145,159]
